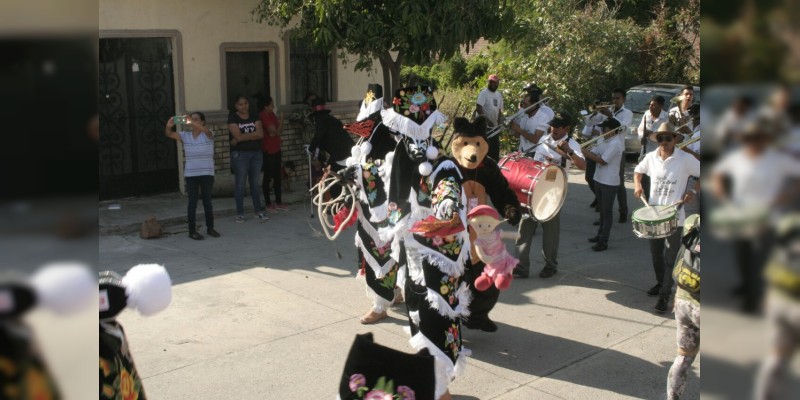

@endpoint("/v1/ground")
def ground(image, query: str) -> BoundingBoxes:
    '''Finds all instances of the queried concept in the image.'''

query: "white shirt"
[669,105,691,126]
[518,105,554,152]
[686,124,700,154]
[637,109,670,154]
[179,130,215,177]
[713,148,800,207]
[591,133,625,186]
[634,148,700,224]
[477,88,504,126]
[582,106,633,137]
[532,134,585,168]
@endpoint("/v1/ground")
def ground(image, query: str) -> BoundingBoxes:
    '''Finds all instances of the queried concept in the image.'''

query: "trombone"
[580,125,624,149]
[677,135,700,150]
[486,97,552,139]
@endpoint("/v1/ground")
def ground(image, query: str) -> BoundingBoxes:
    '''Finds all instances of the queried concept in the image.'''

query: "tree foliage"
[252,0,516,93]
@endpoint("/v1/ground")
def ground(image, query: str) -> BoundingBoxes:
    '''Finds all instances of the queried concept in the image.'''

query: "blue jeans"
[232,150,263,215]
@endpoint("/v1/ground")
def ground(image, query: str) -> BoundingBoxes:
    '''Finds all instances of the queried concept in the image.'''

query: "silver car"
[623,84,701,155]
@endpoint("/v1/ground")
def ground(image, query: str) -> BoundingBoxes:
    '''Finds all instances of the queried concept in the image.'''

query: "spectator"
[258,95,288,212]
[165,112,220,240]
[228,95,269,223]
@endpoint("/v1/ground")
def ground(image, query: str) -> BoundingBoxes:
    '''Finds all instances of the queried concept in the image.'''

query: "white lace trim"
[356,97,384,122]
[380,109,447,141]
[425,282,472,319]
[358,277,392,312]
[408,333,471,398]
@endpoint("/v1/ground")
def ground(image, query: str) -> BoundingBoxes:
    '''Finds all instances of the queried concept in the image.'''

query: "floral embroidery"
[444,323,461,359]
[393,86,434,122]
[100,355,143,400]
[432,177,459,208]
[378,265,399,290]
[348,374,416,400]
[438,275,459,305]
[361,162,382,207]
[427,234,461,257]
[417,177,430,204]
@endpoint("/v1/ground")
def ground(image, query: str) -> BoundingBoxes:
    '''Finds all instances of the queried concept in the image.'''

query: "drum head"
[529,165,567,221]
[632,206,676,223]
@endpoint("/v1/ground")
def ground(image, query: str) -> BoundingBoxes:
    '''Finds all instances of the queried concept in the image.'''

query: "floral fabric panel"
[0,324,60,400]
[360,161,386,209]
[347,373,417,400]
[100,322,146,400]
[431,176,460,221]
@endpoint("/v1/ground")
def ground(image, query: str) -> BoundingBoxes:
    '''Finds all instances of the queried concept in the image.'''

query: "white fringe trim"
[425,282,472,320]
[409,333,471,399]
[368,203,389,223]
[360,278,392,313]
[409,310,421,328]
[357,97,384,122]
[356,235,398,278]
[380,109,446,141]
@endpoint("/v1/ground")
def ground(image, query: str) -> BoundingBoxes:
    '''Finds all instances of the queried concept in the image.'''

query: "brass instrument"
[588,102,613,112]
[580,125,624,149]
[669,94,690,127]
[677,135,700,150]
[486,96,551,139]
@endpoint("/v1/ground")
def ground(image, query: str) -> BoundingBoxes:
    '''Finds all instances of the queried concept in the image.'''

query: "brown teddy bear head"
[450,117,489,170]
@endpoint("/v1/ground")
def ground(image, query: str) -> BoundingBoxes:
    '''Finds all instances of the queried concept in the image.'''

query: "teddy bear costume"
[381,85,470,398]
[448,117,521,330]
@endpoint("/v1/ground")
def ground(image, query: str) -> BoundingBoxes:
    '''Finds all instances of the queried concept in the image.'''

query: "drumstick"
[640,195,660,217]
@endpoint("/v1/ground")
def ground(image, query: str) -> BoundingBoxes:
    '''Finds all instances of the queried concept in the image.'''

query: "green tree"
[252,0,516,93]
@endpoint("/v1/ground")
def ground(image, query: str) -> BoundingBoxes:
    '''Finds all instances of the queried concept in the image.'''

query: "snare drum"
[498,152,567,222]
[710,204,769,239]
[631,206,679,239]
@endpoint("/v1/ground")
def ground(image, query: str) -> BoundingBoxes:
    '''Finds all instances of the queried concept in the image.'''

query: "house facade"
[99,0,382,199]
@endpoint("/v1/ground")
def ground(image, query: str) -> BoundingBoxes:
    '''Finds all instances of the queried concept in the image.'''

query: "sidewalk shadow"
[464,322,699,399]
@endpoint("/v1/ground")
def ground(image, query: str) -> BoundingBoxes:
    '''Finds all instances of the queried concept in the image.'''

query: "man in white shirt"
[583,118,625,251]
[680,104,701,160]
[669,86,694,130]
[637,95,670,201]
[711,117,800,313]
[514,111,586,279]
[634,122,700,313]
[510,90,553,154]
[584,88,634,222]
[476,74,504,160]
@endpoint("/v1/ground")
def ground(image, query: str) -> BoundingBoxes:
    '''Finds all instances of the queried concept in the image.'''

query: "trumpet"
[486,97,551,139]
[580,125,624,149]
[677,135,700,149]
[588,102,613,112]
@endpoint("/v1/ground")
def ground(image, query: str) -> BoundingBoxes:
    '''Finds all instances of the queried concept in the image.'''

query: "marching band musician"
[476,74,504,161]
[634,122,700,314]
[669,86,695,131]
[509,89,554,154]
[583,88,633,222]
[583,118,625,252]
[680,104,701,161]
[513,111,586,279]
[637,95,670,200]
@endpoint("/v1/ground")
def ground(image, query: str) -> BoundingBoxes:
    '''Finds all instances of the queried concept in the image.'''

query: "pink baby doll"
[468,205,521,291]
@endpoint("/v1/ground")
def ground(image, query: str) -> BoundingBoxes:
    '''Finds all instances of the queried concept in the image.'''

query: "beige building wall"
[99,0,382,111]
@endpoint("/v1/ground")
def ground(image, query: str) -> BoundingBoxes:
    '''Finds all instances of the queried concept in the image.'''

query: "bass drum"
[498,152,567,222]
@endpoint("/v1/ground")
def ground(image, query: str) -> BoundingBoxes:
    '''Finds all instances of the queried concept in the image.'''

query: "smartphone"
[174,115,189,125]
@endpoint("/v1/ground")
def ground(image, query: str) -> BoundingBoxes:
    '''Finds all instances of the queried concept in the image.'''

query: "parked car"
[622,83,701,155]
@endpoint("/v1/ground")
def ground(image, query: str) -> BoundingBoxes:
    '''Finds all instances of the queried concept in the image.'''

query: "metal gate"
[99,37,178,200]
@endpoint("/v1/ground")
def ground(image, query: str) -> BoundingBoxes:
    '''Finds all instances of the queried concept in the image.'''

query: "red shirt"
[259,110,281,154]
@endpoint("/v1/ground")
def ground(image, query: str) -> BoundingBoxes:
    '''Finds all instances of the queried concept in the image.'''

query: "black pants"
[617,157,628,213]
[262,151,282,205]
[186,175,214,232]
[595,182,618,243]
[488,134,500,161]
[465,259,500,324]
[585,159,597,202]
[734,235,773,311]
[640,174,650,202]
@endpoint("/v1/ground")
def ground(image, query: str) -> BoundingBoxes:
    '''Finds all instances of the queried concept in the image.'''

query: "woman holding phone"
[165,112,220,240]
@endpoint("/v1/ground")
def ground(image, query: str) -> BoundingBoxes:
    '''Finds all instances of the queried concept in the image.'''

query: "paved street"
[99,162,700,399]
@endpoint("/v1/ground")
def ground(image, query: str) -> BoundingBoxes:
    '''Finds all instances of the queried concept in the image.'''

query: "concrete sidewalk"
[99,162,700,399]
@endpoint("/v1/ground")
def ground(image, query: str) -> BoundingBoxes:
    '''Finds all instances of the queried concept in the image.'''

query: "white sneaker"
[256,212,270,220]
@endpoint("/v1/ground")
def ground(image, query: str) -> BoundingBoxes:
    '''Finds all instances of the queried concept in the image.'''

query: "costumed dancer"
[99,264,172,400]
[449,117,521,332]
[382,85,467,399]
[343,83,405,324]
[0,263,94,399]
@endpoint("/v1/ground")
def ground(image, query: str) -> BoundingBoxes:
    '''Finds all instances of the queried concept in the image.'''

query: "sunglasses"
[656,135,673,143]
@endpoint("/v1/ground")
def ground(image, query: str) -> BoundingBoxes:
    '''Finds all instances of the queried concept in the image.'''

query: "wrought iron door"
[99,38,178,200]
